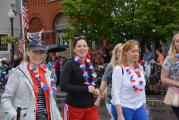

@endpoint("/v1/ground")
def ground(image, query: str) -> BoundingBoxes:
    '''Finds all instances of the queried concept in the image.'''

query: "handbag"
[164,87,179,107]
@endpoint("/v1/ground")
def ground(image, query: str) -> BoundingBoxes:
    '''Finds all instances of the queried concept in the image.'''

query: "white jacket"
[1,61,62,120]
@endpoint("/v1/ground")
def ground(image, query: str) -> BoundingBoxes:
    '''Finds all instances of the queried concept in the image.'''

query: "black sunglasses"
[73,35,86,41]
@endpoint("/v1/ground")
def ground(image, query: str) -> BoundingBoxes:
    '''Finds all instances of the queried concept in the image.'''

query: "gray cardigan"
[1,61,62,120]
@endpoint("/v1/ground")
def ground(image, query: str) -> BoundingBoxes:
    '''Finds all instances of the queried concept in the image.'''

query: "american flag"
[19,0,29,55]
[22,0,29,30]
[19,35,26,55]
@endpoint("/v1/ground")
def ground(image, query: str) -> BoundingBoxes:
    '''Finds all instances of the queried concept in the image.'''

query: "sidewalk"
[0,89,5,120]
[0,89,178,120]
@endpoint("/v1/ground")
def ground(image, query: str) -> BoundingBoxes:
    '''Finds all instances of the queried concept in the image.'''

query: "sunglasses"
[73,35,86,41]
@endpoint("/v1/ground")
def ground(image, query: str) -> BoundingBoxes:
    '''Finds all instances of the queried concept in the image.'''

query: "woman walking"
[60,35,100,120]
[95,43,123,120]
[1,33,62,120]
[112,40,148,120]
[161,33,179,119]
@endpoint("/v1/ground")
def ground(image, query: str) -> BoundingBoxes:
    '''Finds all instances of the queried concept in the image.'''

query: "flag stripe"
[19,36,25,54]
[22,3,29,30]
[19,0,29,55]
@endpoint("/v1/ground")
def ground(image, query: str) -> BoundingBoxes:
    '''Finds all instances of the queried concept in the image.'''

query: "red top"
[28,64,51,120]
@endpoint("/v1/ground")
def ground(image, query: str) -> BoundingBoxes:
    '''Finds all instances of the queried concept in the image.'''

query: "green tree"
[63,0,179,44]
[2,36,19,44]
[63,0,114,42]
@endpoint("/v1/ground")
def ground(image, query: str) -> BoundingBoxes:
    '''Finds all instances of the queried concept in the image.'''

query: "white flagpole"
[20,0,26,60]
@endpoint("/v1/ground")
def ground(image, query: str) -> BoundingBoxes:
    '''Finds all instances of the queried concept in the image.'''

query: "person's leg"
[105,102,114,120]
[55,70,60,86]
[111,104,118,120]
[83,105,100,120]
[133,105,148,120]
[172,107,179,119]
[122,107,134,120]
[63,103,85,120]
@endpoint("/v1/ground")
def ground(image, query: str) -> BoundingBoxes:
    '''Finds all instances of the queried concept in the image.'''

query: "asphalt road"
[0,92,178,120]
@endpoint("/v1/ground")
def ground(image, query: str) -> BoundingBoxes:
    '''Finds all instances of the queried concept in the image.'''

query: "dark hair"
[146,45,152,52]
[156,48,162,53]
[72,35,87,47]
[160,38,166,43]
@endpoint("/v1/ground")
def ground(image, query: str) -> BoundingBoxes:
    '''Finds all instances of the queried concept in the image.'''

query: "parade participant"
[112,40,148,120]
[1,32,62,120]
[161,33,179,119]
[60,35,100,120]
[95,43,123,120]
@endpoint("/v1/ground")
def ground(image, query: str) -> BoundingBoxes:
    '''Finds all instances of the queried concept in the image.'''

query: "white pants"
[144,62,151,80]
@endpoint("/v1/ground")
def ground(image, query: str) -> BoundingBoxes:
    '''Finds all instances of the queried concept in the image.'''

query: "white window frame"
[0,34,9,51]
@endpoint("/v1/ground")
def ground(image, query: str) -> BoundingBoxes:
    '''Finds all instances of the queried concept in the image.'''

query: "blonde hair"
[120,40,141,68]
[109,43,123,68]
[168,33,179,63]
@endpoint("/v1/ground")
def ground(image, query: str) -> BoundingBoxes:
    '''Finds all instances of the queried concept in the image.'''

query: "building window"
[46,0,56,3]
[0,34,8,51]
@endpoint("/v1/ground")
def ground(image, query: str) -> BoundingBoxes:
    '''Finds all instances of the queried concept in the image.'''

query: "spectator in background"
[102,49,111,66]
[140,54,145,67]
[144,46,153,80]
[96,52,104,66]
[0,58,9,87]
[160,39,169,58]
[46,53,53,70]
[150,48,165,94]
[60,56,67,72]
[53,53,61,87]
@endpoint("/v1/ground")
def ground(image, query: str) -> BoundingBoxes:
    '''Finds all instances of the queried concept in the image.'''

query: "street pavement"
[0,90,178,120]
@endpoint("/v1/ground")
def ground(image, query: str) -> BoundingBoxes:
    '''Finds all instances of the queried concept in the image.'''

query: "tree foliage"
[2,36,19,44]
[62,0,179,44]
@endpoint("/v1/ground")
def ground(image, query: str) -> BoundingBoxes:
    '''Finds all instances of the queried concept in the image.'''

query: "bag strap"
[116,65,124,75]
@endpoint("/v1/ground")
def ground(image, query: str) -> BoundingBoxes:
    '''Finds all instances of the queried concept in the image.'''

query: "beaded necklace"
[28,64,57,95]
[176,54,179,59]
[123,64,144,92]
[74,56,97,86]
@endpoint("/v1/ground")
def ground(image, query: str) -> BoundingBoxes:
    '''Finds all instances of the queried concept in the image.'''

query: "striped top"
[37,81,47,118]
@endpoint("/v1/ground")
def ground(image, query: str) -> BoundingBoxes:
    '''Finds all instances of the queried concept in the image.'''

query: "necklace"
[28,64,57,95]
[74,56,97,86]
[123,64,144,92]
[176,54,179,59]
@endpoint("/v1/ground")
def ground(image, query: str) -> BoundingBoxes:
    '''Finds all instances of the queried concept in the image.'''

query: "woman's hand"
[101,88,107,99]
[95,88,100,96]
[150,59,155,64]
[88,86,96,94]
[88,86,100,95]
[118,115,125,120]
[12,116,17,120]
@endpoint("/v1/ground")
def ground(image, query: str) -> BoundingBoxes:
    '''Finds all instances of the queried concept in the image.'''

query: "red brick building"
[27,0,69,46]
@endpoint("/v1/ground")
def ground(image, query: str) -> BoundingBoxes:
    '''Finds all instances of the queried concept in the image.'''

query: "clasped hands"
[88,86,100,96]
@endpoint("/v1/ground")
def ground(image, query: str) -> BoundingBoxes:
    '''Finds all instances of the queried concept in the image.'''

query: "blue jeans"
[111,104,118,120]
[122,105,148,120]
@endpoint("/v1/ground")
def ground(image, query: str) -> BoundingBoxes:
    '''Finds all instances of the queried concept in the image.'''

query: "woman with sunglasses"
[60,35,100,120]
